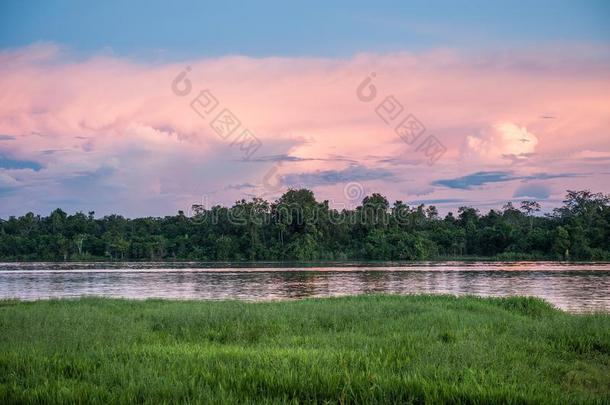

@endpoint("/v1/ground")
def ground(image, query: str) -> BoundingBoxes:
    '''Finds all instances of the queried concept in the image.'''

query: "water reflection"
[0,262,609,313]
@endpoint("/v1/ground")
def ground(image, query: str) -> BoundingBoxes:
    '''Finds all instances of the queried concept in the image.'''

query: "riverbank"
[1,295,609,403]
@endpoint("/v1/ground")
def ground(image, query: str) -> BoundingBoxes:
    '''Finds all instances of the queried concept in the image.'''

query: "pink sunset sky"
[1,2,609,217]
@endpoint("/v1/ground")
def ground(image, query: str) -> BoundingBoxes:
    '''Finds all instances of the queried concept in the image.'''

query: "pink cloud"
[0,43,609,216]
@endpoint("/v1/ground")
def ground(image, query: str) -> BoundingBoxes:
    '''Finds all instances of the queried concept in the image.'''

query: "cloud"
[432,171,582,190]
[0,153,42,171]
[248,154,311,162]
[523,172,582,181]
[432,171,516,189]
[0,172,19,187]
[225,183,256,190]
[407,198,467,205]
[0,43,609,216]
[59,166,116,189]
[464,122,538,162]
[513,183,551,199]
[570,150,610,162]
[247,154,356,163]
[282,164,394,187]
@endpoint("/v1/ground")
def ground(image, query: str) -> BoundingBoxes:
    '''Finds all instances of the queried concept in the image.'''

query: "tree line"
[0,189,608,261]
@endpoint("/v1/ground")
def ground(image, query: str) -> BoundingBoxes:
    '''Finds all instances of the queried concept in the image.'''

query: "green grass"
[1,295,609,404]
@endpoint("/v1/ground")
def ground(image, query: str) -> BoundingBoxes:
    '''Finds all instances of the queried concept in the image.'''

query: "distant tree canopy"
[0,189,608,261]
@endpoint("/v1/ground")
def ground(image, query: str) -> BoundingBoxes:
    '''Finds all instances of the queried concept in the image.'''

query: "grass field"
[1,295,609,404]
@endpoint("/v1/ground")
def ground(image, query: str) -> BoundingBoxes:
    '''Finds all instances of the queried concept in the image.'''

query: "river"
[1,261,608,312]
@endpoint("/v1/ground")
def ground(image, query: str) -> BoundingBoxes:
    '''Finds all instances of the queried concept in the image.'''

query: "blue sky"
[1,1,609,58]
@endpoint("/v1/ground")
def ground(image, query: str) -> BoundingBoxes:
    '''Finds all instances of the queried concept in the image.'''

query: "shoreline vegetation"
[1,189,609,263]
[1,295,609,403]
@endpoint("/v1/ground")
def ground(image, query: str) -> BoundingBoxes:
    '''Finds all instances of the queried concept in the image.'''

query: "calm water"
[1,262,609,313]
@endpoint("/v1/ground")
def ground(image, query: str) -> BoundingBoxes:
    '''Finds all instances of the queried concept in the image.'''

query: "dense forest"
[0,189,608,261]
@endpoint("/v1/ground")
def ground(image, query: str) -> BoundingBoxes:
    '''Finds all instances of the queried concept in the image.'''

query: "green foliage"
[0,189,609,261]
[1,295,609,403]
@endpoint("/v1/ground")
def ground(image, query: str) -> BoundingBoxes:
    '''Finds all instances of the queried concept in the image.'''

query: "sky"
[0,1,609,217]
